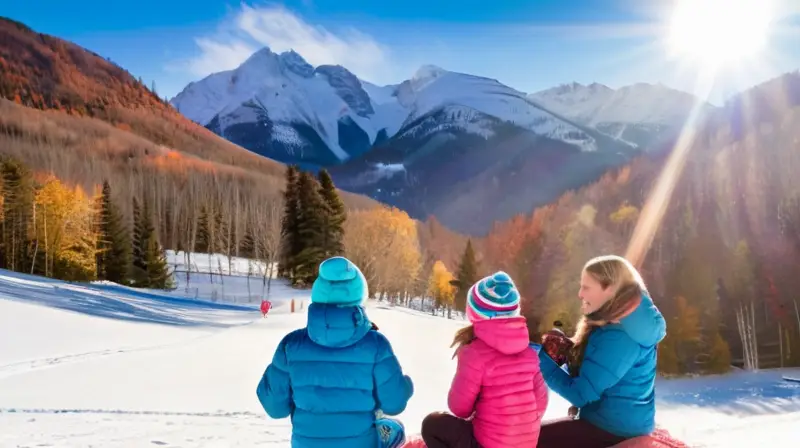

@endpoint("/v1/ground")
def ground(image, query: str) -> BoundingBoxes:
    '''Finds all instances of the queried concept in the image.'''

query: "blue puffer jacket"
[539,292,666,438]
[257,303,414,447]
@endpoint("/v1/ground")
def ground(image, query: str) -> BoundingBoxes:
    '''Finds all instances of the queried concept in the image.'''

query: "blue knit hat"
[311,257,368,307]
[466,271,521,323]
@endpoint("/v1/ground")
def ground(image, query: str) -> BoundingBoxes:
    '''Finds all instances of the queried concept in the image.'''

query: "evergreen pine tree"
[145,230,174,289]
[317,169,346,258]
[195,206,211,253]
[131,198,146,279]
[278,165,301,279]
[0,158,34,272]
[131,195,172,289]
[293,171,327,285]
[214,208,228,256]
[240,221,258,259]
[96,181,131,284]
[454,239,480,312]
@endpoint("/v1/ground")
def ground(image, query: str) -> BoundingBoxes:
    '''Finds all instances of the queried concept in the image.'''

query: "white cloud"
[186,38,258,76]
[178,4,392,82]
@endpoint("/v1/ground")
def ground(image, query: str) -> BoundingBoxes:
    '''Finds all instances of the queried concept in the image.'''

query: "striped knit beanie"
[466,271,521,323]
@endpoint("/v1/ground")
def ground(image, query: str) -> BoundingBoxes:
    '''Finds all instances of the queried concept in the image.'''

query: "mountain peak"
[279,50,314,77]
[413,64,448,81]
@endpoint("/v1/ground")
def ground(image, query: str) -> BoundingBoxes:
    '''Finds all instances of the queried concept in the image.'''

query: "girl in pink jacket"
[421,271,548,448]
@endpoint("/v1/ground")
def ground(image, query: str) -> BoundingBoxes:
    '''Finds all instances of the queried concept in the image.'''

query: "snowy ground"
[0,268,798,447]
[165,251,307,308]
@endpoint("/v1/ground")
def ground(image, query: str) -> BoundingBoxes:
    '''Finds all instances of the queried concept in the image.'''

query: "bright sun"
[666,0,774,69]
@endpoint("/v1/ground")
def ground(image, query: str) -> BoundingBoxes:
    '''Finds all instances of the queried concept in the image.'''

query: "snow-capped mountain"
[172,48,380,166]
[173,50,717,234]
[528,82,717,149]
[172,52,614,167]
[172,50,645,233]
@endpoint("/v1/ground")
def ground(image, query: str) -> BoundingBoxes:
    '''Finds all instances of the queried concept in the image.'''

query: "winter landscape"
[2,0,800,446]
[0,254,798,447]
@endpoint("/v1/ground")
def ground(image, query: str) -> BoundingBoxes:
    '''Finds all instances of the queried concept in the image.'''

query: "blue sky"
[3,0,799,103]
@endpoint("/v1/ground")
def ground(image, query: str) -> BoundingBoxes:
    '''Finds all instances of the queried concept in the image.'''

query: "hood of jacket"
[306,302,372,348]
[473,317,530,355]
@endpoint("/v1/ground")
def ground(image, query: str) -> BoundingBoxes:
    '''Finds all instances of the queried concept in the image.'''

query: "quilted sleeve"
[373,332,414,415]
[447,346,483,419]
[539,330,639,408]
[256,335,294,419]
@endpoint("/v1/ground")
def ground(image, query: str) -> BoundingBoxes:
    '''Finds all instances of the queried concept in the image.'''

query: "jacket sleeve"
[619,293,667,346]
[373,333,414,415]
[447,346,482,419]
[256,335,293,419]
[538,330,639,408]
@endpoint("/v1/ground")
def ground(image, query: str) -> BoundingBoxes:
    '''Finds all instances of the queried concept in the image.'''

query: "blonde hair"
[451,325,475,359]
[568,255,647,375]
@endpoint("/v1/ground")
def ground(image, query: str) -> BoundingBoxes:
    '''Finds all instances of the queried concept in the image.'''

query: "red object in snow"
[260,300,272,317]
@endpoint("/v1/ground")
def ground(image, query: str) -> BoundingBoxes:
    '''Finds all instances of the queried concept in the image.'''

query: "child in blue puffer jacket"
[256,256,414,448]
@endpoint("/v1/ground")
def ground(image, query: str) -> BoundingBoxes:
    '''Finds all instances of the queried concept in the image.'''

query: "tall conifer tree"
[0,158,34,272]
[96,180,131,284]
[317,169,346,258]
[293,171,327,285]
[278,165,301,279]
[454,239,479,312]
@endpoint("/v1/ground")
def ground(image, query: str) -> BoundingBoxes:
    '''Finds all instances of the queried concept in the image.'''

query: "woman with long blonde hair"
[536,255,666,448]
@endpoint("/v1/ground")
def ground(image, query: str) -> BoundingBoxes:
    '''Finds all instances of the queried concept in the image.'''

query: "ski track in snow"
[0,329,224,380]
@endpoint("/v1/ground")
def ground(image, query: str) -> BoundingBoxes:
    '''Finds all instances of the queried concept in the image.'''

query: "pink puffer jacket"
[448,317,548,448]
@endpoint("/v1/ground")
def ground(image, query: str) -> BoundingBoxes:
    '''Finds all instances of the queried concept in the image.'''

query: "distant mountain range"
[171,49,715,233]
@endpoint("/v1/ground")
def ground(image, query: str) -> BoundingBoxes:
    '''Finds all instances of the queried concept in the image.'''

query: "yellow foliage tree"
[343,205,421,298]
[609,202,639,237]
[428,260,455,311]
[34,176,97,280]
[660,295,702,374]
[540,204,609,334]
[706,332,732,373]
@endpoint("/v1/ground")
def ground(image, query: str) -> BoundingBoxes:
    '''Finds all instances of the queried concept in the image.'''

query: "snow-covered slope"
[529,82,717,149]
[172,54,608,166]
[1,268,799,446]
[374,65,600,151]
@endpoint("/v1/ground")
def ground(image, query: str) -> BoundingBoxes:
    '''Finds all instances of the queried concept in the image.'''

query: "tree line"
[0,156,172,288]
[468,92,800,375]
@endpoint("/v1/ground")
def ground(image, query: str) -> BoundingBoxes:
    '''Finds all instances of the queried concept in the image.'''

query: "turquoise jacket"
[539,293,666,438]
[256,303,414,447]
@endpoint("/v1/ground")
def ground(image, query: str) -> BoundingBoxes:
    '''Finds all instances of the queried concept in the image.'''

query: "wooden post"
[291,298,295,313]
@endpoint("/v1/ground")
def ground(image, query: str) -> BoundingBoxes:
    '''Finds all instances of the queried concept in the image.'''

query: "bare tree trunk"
[795,299,800,340]
[44,205,48,277]
[751,301,758,370]
[30,203,38,275]
[779,322,784,368]
[246,259,252,302]
[266,255,274,298]
[736,304,751,370]
[226,185,235,275]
